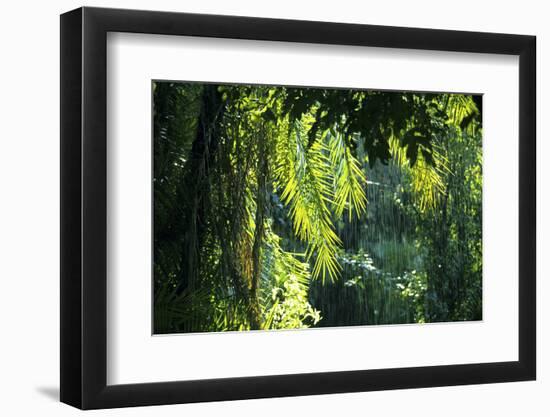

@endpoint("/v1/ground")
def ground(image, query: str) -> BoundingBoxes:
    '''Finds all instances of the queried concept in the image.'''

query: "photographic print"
[153,81,482,334]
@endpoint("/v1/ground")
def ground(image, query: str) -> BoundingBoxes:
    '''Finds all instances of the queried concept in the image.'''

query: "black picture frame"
[60,6,536,410]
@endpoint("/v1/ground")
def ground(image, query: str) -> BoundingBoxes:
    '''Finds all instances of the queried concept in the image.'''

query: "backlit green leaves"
[273,118,342,283]
[327,131,367,220]
[390,132,449,212]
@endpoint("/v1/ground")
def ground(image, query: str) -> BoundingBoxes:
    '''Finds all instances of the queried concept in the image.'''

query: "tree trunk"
[249,130,270,330]
[176,85,223,293]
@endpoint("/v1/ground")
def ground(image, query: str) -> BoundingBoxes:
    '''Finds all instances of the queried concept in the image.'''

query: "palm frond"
[326,131,368,220]
[389,134,450,212]
[445,94,480,136]
[273,118,342,283]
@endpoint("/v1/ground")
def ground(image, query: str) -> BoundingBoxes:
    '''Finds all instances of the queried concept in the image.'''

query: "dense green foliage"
[153,81,482,333]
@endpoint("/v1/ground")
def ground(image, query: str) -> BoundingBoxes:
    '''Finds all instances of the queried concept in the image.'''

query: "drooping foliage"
[153,81,482,333]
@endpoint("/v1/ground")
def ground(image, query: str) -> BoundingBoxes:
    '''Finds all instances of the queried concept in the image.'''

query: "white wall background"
[0,0,546,415]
